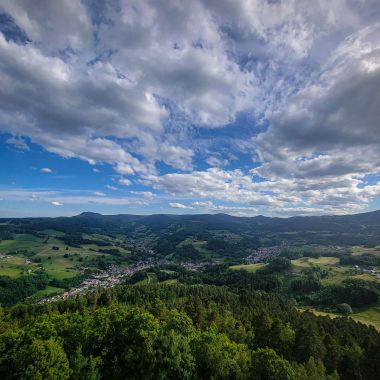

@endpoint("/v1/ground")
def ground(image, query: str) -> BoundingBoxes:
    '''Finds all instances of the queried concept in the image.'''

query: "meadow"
[232,249,380,330]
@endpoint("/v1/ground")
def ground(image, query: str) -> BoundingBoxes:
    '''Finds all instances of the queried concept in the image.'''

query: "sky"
[1,0,380,218]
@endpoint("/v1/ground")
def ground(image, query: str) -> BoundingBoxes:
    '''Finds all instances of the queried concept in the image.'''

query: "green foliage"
[65,345,100,380]
[291,277,321,293]
[266,257,292,272]
[0,271,49,306]
[0,283,379,379]
[195,327,250,379]
[250,348,296,379]
[315,279,379,307]
[15,338,71,380]
[173,244,203,261]
[340,253,380,267]
[336,303,353,315]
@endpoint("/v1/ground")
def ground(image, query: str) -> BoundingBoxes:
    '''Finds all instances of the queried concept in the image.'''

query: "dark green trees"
[0,283,379,379]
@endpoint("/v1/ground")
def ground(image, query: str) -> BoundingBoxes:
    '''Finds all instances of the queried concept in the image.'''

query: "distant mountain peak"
[76,212,102,218]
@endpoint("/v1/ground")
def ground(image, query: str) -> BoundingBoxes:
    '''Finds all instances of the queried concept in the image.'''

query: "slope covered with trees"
[0,283,379,379]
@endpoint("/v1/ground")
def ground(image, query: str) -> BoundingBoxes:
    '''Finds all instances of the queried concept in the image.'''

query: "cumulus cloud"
[1,1,380,216]
[0,0,92,51]
[130,191,155,199]
[169,202,193,209]
[247,22,380,214]
[51,201,63,206]
[40,167,52,173]
[145,166,380,215]
[0,0,256,174]
[5,136,29,150]
[0,189,154,207]
[192,201,214,208]
[119,178,132,186]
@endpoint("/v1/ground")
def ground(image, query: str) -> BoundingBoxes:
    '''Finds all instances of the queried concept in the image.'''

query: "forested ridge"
[0,283,379,379]
[2,211,380,379]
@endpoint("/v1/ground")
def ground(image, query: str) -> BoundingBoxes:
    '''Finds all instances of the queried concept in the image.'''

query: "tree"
[195,328,250,379]
[267,257,291,272]
[154,329,196,379]
[293,357,339,380]
[70,346,101,380]
[336,303,353,315]
[250,348,296,380]
[17,339,71,380]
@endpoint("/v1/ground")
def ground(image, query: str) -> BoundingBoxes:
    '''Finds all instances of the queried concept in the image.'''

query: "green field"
[0,232,133,282]
[291,256,339,267]
[233,254,380,330]
[32,286,65,298]
[304,305,380,331]
[350,245,380,256]
[0,234,43,252]
[0,255,38,278]
[230,263,266,272]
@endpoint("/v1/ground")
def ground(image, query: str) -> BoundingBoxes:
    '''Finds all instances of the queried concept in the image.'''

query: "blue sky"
[1,0,380,217]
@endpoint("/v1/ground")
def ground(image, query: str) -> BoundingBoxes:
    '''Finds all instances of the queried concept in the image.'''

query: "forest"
[1,283,380,379]
[1,211,380,379]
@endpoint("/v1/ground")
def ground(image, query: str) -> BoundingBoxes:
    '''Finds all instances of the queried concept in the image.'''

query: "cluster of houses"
[245,241,289,264]
[121,238,156,256]
[37,260,156,304]
[36,256,218,305]
[0,254,12,260]
[354,265,380,278]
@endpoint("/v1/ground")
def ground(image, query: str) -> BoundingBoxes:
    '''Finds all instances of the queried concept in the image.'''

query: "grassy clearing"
[0,234,100,280]
[160,269,177,275]
[0,255,37,278]
[230,263,266,272]
[291,256,339,268]
[350,246,380,256]
[290,256,351,285]
[303,306,380,331]
[161,279,178,285]
[0,234,43,253]
[0,267,23,277]
[351,302,380,330]
[352,273,380,283]
[320,268,350,285]
[45,268,79,280]
[32,286,64,298]
[299,308,339,319]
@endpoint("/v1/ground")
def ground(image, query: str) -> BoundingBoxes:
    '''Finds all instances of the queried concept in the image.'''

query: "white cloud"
[145,166,380,215]
[93,191,106,197]
[205,156,229,168]
[118,178,132,186]
[130,191,155,199]
[169,202,193,209]
[0,188,153,207]
[1,1,380,216]
[248,22,380,214]
[192,201,214,208]
[0,0,92,51]
[51,201,63,206]
[40,167,52,173]
[5,136,29,151]
[106,185,117,190]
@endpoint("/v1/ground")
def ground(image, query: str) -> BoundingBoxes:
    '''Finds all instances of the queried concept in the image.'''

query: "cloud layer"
[1,0,380,216]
